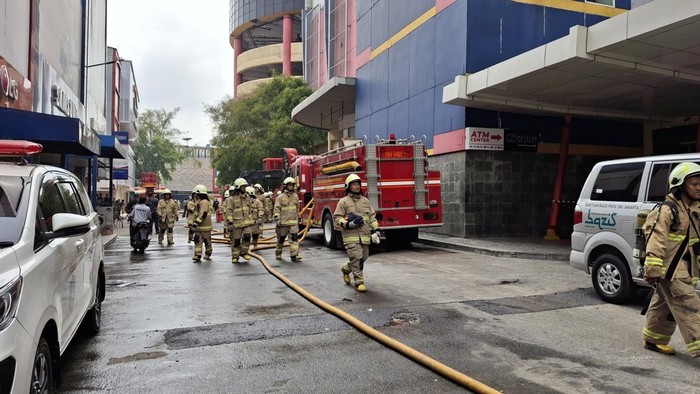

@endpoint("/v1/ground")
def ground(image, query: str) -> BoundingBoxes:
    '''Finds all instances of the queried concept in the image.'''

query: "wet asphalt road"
[59,225,699,393]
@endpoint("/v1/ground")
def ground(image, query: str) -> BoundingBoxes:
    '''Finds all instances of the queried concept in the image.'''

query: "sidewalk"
[416,232,571,261]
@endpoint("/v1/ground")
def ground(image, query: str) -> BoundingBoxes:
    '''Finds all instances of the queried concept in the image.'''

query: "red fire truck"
[282,134,442,248]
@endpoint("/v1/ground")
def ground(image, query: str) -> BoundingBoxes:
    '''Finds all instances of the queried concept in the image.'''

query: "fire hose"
[210,199,499,393]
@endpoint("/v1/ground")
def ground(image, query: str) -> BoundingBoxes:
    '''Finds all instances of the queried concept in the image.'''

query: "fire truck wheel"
[322,212,341,250]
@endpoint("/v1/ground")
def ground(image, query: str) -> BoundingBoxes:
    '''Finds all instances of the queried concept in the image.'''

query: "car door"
[36,174,85,343]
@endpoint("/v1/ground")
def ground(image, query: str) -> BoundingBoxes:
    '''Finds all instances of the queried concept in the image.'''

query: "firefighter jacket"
[250,197,263,223]
[186,199,197,223]
[274,190,300,226]
[644,193,700,283]
[224,193,251,229]
[334,193,379,245]
[194,198,213,231]
[157,199,179,226]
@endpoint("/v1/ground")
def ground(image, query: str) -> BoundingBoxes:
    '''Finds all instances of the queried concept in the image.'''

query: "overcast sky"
[107,0,233,147]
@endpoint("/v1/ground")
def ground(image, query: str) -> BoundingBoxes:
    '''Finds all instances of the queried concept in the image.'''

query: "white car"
[0,141,105,393]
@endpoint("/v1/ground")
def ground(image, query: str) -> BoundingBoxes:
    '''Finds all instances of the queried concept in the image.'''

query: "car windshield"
[0,175,30,246]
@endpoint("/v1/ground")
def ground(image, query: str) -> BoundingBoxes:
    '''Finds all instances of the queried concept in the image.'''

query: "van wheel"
[322,212,340,249]
[32,337,53,393]
[592,254,633,304]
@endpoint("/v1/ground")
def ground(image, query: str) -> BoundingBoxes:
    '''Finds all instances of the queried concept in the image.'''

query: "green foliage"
[133,108,187,183]
[206,75,325,186]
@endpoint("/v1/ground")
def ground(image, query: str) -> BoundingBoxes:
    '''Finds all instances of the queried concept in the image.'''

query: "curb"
[103,235,118,249]
[414,238,569,261]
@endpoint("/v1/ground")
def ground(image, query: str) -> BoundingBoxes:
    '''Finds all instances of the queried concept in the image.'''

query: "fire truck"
[282,134,442,248]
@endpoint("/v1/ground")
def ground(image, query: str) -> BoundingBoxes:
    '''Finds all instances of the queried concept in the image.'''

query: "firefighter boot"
[644,341,675,355]
[356,283,366,292]
[341,263,351,285]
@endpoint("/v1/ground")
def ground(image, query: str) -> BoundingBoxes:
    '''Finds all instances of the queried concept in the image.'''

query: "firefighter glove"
[227,223,234,233]
[257,218,264,225]
[274,216,281,226]
[371,232,381,244]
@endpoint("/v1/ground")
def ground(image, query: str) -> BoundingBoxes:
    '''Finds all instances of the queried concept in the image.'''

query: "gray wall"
[427,151,607,238]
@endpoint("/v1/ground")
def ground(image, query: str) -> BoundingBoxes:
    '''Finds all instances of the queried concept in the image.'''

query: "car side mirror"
[44,213,91,240]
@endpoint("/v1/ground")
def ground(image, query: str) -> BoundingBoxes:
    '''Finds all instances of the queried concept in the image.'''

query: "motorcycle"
[129,220,151,253]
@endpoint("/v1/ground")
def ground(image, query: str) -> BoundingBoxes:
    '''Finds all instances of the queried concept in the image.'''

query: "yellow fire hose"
[206,199,499,392]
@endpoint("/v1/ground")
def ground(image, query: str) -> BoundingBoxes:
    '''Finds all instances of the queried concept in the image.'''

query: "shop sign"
[465,127,504,151]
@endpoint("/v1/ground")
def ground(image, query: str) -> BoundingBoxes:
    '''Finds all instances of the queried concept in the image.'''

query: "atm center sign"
[465,127,504,151]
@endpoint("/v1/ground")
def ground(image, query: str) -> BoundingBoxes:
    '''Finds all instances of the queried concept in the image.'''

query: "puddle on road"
[107,351,168,365]
[463,288,604,316]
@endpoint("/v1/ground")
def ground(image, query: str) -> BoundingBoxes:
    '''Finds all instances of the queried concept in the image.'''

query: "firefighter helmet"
[160,188,171,195]
[245,186,256,197]
[345,174,361,189]
[253,183,263,191]
[193,184,207,194]
[233,177,248,190]
[283,177,296,186]
[669,162,700,190]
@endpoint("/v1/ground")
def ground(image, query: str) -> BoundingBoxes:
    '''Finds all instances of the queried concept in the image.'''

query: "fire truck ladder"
[413,143,428,210]
[365,144,380,209]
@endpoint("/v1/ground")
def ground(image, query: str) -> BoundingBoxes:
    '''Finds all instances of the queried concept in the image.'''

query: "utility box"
[97,206,114,235]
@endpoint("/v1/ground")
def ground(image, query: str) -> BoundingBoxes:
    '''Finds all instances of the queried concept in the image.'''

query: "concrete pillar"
[233,37,243,97]
[283,14,292,76]
[544,114,572,241]
[328,128,341,151]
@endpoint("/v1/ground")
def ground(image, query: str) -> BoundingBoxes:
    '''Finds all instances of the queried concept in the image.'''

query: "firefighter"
[264,191,274,222]
[190,184,213,262]
[642,162,700,357]
[247,186,264,247]
[224,178,252,263]
[222,189,230,238]
[156,188,179,245]
[273,177,301,261]
[334,174,380,292]
[253,183,267,222]
[185,192,197,244]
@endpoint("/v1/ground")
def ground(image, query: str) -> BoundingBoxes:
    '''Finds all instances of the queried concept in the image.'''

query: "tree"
[132,108,187,183]
[206,75,326,186]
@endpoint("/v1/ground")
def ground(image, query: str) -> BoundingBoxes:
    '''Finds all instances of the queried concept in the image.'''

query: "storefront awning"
[98,135,128,159]
[443,0,700,122]
[0,107,100,155]
[291,77,355,129]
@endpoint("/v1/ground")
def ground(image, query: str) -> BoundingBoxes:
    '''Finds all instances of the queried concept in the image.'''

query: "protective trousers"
[250,223,260,246]
[643,278,700,356]
[230,227,251,261]
[275,225,299,258]
[342,243,369,286]
[158,221,175,244]
[193,230,212,260]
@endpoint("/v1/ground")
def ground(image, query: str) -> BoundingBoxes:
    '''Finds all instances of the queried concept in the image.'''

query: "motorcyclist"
[157,189,179,245]
[128,197,151,243]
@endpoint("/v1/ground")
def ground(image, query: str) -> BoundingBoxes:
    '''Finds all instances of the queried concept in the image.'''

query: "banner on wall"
[113,158,128,180]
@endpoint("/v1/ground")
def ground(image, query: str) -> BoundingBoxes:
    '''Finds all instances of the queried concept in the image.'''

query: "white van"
[570,153,700,303]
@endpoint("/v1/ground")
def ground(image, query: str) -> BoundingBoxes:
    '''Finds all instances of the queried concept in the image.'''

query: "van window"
[590,162,644,202]
[647,163,672,202]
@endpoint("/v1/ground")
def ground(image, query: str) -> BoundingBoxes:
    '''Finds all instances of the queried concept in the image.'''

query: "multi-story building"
[0,0,127,209]
[293,0,700,238]
[229,0,305,96]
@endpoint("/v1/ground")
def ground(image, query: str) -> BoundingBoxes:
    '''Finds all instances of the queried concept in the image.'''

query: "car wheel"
[592,253,634,304]
[322,212,339,250]
[31,337,52,394]
[82,270,103,336]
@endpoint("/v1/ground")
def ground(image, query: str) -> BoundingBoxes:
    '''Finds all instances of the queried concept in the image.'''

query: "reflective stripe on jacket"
[157,199,179,224]
[274,191,299,226]
[194,199,213,231]
[644,193,700,281]
[250,198,263,222]
[334,194,379,245]
[186,200,197,223]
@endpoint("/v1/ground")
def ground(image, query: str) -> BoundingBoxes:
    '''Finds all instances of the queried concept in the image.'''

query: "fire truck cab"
[287,135,442,248]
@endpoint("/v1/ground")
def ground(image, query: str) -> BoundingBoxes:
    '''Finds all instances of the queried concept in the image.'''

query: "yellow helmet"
[669,162,700,190]
[283,177,296,186]
[193,184,207,194]
[234,177,248,190]
[253,183,263,191]
[160,188,172,195]
[345,174,361,188]
[245,186,256,197]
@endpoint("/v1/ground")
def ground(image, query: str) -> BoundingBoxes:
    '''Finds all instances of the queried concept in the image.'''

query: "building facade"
[229,0,306,96]
[293,0,700,238]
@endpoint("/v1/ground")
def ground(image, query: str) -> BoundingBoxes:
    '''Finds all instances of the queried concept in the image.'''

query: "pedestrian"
[273,177,301,261]
[247,186,264,247]
[147,192,160,235]
[642,161,700,357]
[334,174,381,292]
[156,189,179,245]
[190,185,213,262]
[185,192,197,244]
[224,178,252,263]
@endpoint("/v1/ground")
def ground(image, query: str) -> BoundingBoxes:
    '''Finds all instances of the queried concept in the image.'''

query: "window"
[647,163,672,202]
[39,183,65,231]
[57,182,84,215]
[590,162,644,202]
